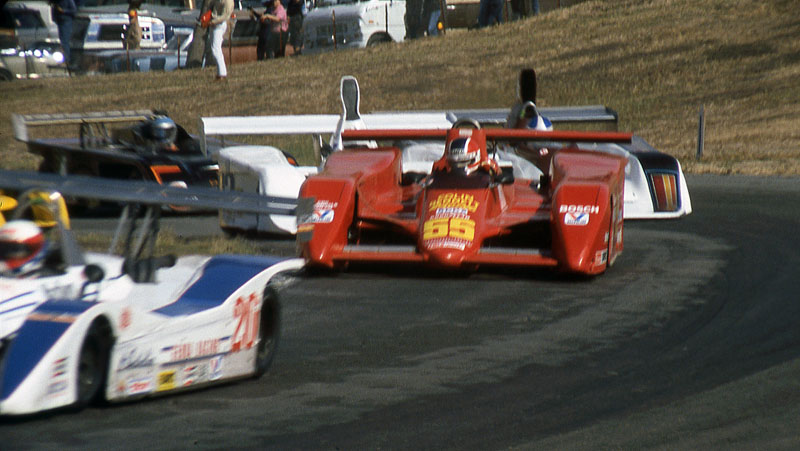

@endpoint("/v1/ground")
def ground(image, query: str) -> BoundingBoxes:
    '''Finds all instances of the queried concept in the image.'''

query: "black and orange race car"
[12,110,219,192]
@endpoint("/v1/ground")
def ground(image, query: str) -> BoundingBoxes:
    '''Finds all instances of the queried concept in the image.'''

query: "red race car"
[297,122,633,275]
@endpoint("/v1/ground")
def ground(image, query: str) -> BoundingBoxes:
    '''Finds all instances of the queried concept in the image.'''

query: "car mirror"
[83,264,105,283]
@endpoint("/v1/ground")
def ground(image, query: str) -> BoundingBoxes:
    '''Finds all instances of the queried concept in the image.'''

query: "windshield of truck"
[311,0,380,7]
[80,0,187,7]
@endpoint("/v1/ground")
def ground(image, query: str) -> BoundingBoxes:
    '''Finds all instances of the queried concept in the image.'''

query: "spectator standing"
[477,0,503,27]
[207,0,234,80]
[262,0,287,59]
[125,8,142,50]
[251,1,272,60]
[286,0,304,55]
[50,0,77,69]
[532,0,539,14]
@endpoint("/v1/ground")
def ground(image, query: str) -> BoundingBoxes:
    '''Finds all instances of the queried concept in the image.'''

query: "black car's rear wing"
[11,110,156,142]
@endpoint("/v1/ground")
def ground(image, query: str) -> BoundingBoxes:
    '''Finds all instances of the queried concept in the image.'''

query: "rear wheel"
[366,33,391,46]
[76,318,112,408]
[254,287,281,377]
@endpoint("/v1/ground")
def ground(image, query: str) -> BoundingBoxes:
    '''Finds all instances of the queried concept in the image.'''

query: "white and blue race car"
[0,170,303,416]
[202,72,691,236]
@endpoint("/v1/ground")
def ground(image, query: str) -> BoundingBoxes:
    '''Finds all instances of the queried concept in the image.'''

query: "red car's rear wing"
[341,129,633,144]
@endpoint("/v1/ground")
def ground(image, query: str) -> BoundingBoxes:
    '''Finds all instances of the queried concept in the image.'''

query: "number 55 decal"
[423,217,476,241]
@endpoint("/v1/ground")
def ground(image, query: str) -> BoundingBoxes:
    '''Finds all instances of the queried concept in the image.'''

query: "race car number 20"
[232,293,260,352]
[423,217,475,241]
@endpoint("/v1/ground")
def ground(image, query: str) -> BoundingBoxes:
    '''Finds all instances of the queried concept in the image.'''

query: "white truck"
[301,0,407,54]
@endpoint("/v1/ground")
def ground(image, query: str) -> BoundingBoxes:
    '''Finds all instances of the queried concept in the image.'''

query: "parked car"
[0,42,68,80]
[84,27,192,73]
[0,1,59,49]
[301,0,406,54]
[70,13,166,72]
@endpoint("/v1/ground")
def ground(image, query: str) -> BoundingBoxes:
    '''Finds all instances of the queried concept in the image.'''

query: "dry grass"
[1,0,799,176]
[73,225,295,255]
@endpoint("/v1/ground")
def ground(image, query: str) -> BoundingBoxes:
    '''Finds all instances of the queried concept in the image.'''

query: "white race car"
[202,72,691,235]
[0,170,303,416]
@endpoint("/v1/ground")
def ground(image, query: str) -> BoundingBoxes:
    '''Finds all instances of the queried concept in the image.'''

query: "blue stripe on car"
[0,301,38,316]
[1,290,36,307]
[0,300,93,401]
[154,255,286,317]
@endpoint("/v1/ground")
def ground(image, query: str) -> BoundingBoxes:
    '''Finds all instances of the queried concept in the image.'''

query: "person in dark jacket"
[286,0,304,55]
[50,0,77,68]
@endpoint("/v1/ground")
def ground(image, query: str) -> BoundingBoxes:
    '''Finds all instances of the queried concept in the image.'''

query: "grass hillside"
[1,0,798,175]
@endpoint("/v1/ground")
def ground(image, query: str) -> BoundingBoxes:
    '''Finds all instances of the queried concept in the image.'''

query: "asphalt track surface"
[3,174,800,449]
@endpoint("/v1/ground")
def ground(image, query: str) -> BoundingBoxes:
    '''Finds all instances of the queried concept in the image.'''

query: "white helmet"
[0,220,47,277]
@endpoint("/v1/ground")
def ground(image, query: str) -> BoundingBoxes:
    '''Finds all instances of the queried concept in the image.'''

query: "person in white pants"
[208,0,234,80]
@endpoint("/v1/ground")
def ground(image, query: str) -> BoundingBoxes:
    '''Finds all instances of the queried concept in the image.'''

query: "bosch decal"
[560,205,599,214]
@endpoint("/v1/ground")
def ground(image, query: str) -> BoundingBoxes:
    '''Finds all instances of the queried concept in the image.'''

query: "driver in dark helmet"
[144,116,179,151]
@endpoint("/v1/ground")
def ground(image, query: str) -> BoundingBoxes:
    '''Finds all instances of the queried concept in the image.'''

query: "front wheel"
[254,287,281,377]
[76,318,112,408]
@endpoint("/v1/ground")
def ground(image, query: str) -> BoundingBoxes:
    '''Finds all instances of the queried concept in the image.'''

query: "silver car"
[0,43,68,80]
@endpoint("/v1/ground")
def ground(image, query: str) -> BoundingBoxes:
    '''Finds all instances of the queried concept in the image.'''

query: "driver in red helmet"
[0,220,49,278]
[434,127,500,177]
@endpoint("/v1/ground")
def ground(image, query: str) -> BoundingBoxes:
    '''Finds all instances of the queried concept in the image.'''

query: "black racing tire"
[76,318,113,408]
[221,225,241,238]
[254,287,281,377]
[366,33,391,46]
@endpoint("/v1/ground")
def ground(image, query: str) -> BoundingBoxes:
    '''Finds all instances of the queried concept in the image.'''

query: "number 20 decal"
[232,293,260,352]
[423,217,476,241]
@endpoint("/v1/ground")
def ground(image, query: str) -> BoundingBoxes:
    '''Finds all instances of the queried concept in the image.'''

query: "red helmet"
[0,220,46,276]
[445,128,487,174]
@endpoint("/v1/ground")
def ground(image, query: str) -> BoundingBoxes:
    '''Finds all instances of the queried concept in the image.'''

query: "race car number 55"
[423,217,475,241]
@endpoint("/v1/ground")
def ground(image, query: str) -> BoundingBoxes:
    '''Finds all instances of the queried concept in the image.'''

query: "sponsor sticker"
[428,193,480,213]
[127,377,154,395]
[564,212,590,226]
[157,370,177,392]
[209,356,224,381]
[118,347,155,371]
[182,363,209,387]
[120,308,132,330]
[595,250,608,266]
[47,380,68,396]
[425,238,467,251]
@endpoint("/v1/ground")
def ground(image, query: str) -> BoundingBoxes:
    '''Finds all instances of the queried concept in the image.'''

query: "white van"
[70,13,166,69]
[301,0,406,54]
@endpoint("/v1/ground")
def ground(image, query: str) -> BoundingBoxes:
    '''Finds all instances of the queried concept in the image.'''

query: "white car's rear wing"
[198,112,454,155]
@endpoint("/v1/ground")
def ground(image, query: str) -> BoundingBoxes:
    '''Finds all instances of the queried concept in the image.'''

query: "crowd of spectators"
[251,0,305,59]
